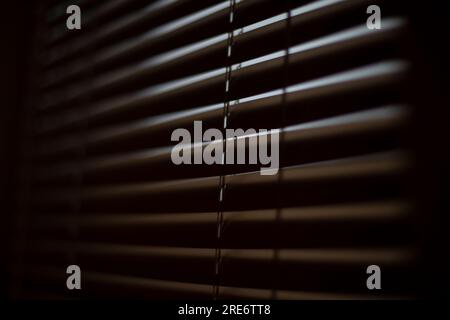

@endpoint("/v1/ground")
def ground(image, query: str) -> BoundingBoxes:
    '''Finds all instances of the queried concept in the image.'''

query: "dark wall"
[408,2,450,298]
[0,1,33,299]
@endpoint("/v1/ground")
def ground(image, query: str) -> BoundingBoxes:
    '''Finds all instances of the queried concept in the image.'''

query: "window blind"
[19,0,423,299]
